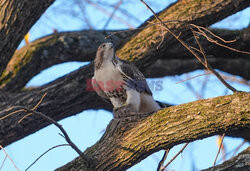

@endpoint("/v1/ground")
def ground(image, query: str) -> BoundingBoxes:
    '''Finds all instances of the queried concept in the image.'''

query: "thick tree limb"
[1,0,250,92]
[0,30,135,92]
[0,0,250,147]
[0,63,112,147]
[1,28,249,92]
[0,0,55,75]
[203,147,250,171]
[56,92,250,171]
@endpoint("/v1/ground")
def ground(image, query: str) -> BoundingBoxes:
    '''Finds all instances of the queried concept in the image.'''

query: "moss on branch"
[57,92,250,171]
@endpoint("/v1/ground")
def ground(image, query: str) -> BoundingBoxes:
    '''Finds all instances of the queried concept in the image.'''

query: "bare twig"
[190,24,236,43]
[186,81,202,100]
[85,0,134,28]
[0,145,19,171]
[0,109,26,121]
[24,107,90,163]
[1,93,91,166]
[190,24,250,55]
[0,155,7,170]
[32,92,47,110]
[214,133,225,166]
[139,0,238,93]
[18,93,47,123]
[161,143,189,170]
[232,140,247,157]
[192,29,208,65]
[103,0,123,29]
[220,74,250,87]
[25,144,70,171]
[75,0,93,29]
[157,149,170,171]
[18,113,33,123]
[176,72,211,84]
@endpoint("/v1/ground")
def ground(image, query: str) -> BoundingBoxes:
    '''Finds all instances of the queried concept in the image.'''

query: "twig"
[1,93,91,167]
[192,29,208,65]
[32,92,47,110]
[185,81,202,100]
[190,24,236,43]
[0,145,19,171]
[85,0,134,28]
[23,107,90,163]
[0,155,7,170]
[220,74,250,87]
[106,17,250,57]
[75,0,93,29]
[58,133,65,139]
[1,93,47,122]
[18,93,47,123]
[139,0,237,93]
[176,72,211,84]
[103,0,123,29]
[0,109,26,121]
[190,24,250,55]
[18,113,33,123]
[232,140,247,157]
[161,143,189,170]
[214,133,225,166]
[105,19,182,39]
[25,144,70,171]
[157,149,169,171]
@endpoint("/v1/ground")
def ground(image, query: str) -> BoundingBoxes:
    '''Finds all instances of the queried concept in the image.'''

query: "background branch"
[0,0,55,75]
[203,147,250,171]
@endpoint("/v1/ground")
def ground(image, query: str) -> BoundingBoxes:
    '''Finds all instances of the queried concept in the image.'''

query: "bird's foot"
[113,104,137,118]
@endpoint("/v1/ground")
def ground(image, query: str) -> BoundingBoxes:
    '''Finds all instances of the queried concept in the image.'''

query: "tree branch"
[1,1,250,92]
[144,27,250,79]
[0,0,55,75]
[0,29,135,92]
[203,147,250,171]
[0,0,249,148]
[0,63,113,147]
[56,92,250,171]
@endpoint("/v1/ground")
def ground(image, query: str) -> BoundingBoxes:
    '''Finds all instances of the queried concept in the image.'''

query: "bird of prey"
[91,42,160,114]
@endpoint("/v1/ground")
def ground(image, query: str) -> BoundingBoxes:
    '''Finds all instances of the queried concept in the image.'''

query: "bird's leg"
[113,90,140,116]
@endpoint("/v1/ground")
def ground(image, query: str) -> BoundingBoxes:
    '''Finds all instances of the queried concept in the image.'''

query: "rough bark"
[0,63,112,147]
[0,30,135,92]
[203,147,250,171]
[0,0,250,148]
[1,27,249,92]
[0,0,55,75]
[56,92,250,171]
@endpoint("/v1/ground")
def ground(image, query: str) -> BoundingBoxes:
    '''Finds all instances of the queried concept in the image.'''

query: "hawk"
[91,42,160,113]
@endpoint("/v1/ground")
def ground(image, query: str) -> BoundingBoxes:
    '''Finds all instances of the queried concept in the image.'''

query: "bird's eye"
[101,44,106,48]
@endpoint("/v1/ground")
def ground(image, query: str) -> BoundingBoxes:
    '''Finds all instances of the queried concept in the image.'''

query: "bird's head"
[95,42,115,69]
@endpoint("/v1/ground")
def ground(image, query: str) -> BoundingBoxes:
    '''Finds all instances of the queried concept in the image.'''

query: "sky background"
[1,0,250,171]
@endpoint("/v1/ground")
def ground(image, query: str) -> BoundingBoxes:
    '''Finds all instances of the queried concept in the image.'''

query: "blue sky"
[1,1,249,171]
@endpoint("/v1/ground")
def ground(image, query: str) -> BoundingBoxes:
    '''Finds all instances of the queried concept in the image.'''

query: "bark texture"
[56,92,250,171]
[0,0,55,75]
[0,0,249,149]
[0,64,113,147]
[0,0,249,170]
[1,27,249,92]
[0,30,135,92]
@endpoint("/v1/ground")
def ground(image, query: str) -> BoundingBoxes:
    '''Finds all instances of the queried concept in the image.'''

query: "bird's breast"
[94,63,124,89]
